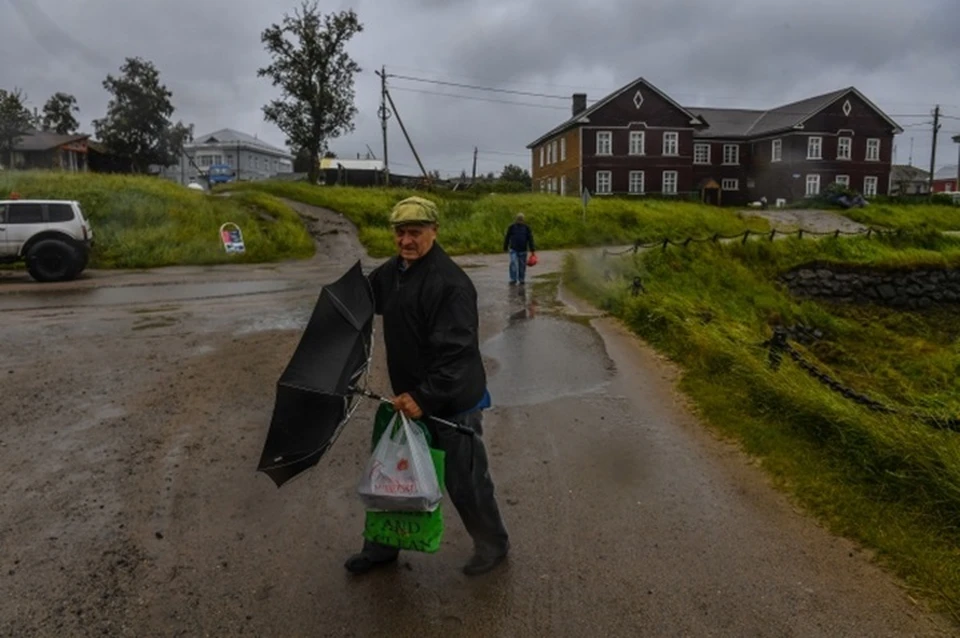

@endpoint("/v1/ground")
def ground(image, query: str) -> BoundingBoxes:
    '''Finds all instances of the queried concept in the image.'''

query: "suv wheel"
[26,239,80,282]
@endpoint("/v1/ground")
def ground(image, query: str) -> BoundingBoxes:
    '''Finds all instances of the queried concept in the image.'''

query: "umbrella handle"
[349,387,475,436]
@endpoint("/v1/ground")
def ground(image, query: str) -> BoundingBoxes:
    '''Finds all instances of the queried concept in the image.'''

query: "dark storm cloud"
[0,0,958,178]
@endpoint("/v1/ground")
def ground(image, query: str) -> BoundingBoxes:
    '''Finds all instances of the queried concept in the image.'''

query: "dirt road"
[1,203,954,637]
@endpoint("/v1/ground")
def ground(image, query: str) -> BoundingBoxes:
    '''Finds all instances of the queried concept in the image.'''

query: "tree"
[93,57,191,173]
[0,88,34,169]
[500,163,532,187]
[42,92,80,134]
[258,2,363,185]
[323,150,338,159]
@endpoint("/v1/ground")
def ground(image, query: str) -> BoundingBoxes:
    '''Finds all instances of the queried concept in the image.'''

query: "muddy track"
[1,201,955,637]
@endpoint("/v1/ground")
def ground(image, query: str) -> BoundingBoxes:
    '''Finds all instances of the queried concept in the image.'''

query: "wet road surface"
[0,204,955,637]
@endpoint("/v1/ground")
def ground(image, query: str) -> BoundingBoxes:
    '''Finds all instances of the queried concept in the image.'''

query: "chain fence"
[760,327,960,432]
[600,225,900,259]
[596,226,958,430]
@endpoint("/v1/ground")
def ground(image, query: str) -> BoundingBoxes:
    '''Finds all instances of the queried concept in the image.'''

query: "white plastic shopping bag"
[357,411,442,512]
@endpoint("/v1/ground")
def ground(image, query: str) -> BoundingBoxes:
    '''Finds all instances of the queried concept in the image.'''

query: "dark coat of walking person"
[503,213,535,285]
[345,196,511,577]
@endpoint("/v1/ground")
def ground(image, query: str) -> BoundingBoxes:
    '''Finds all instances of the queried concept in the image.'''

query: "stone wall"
[779,262,960,309]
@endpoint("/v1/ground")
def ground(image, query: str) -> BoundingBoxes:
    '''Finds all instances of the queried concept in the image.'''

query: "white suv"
[0,199,94,282]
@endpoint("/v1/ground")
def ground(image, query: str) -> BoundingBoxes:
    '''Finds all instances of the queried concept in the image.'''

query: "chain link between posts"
[598,227,957,429]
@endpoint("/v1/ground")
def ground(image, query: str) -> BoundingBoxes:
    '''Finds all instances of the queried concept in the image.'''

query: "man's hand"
[392,393,423,419]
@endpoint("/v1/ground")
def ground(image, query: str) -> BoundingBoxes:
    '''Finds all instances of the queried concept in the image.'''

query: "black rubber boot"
[344,551,398,575]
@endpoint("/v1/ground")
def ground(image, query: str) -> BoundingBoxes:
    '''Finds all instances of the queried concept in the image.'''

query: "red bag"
[526,253,538,267]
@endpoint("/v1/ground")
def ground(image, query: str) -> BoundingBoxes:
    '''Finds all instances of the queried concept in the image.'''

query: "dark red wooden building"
[527,77,903,206]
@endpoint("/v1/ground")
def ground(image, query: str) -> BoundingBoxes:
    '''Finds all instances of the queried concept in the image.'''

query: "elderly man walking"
[503,213,535,285]
[346,196,511,577]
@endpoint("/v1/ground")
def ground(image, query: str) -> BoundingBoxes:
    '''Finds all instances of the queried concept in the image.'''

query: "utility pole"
[376,66,391,186]
[929,104,941,193]
[953,135,960,192]
[384,87,428,180]
[471,147,478,184]
[908,137,914,167]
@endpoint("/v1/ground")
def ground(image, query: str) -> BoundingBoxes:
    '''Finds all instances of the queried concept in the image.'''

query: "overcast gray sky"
[2,0,959,178]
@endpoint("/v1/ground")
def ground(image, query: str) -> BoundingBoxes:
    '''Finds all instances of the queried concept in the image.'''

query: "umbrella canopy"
[257,260,375,487]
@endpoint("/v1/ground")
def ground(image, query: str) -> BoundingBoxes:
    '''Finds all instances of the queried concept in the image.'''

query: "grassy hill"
[567,230,960,619]
[220,180,772,257]
[0,171,314,269]
[841,200,960,232]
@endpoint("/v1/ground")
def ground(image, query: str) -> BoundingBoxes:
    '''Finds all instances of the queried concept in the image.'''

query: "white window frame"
[628,170,645,194]
[807,136,822,160]
[596,131,612,156]
[721,178,739,191]
[560,175,567,196]
[662,132,679,156]
[835,175,850,187]
[596,170,612,194]
[662,170,678,194]
[806,174,821,197]
[551,141,559,164]
[629,131,645,156]
[694,143,710,165]
[771,138,782,162]
[560,137,566,161]
[864,176,878,197]
[837,137,852,160]
[866,138,880,161]
[539,147,544,167]
[722,144,740,165]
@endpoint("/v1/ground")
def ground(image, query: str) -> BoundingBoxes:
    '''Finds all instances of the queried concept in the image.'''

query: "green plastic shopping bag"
[362,403,446,553]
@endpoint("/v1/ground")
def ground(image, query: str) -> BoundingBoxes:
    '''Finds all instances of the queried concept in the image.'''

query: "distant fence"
[601,226,900,259]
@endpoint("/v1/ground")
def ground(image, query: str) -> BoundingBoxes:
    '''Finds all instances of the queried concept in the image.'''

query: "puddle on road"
[0,279,300,311]
[482,314,613,407]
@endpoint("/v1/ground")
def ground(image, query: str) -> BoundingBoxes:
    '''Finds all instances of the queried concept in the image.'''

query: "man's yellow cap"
[389,196,439,225]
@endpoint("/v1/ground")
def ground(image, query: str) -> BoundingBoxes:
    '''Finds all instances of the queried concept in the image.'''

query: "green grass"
[842,201,960,232]
[220,180,771,257]
[566,232,960,620]
[0,171,314,268]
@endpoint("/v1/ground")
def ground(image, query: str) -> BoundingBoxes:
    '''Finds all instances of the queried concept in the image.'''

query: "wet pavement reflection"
[481,282,612,408]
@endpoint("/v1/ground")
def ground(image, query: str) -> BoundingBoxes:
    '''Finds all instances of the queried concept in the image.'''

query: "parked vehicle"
[0,199,94,282]
[207,164,235,185]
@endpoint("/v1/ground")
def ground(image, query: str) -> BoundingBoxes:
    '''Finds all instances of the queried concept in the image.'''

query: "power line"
[389,86,570,111]
[388,73,571,100]
[477,149,530,157]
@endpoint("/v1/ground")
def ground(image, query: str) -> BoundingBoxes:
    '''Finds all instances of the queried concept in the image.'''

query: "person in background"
[503,213,535,285]
[346,196,510,577]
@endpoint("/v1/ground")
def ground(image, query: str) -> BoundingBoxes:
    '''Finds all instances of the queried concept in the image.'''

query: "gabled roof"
[688,108,764,139]
[14,130,89,151]
[525,76,704,149]
[934,165,958,181]
[188,128,291,156]
[891,165,930,182]
[689,87,904,139]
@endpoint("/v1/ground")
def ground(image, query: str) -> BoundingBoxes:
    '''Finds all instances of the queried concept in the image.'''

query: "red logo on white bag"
[397,458,409,471]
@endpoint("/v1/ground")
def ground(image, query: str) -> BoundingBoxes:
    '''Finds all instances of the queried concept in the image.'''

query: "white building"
[161,128,294,186]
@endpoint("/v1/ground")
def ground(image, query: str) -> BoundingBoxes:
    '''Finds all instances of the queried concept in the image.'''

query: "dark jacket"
[367,243,486,419]
[503,222,535,253]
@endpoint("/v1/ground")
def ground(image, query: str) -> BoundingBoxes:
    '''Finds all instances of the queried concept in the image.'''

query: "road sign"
[220,222,246,253]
